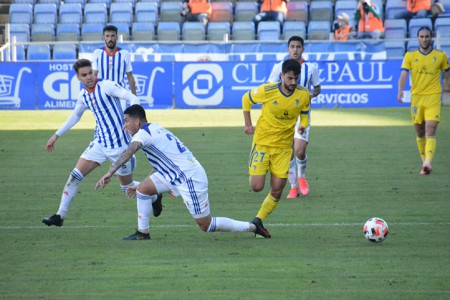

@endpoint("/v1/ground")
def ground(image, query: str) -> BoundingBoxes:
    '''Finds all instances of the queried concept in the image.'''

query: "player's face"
[281,71,299,94]
[288,41,304,61]
[104,30,117,50]
[417,30,432,51]
[123,115,140,136]
[76,66,97,90]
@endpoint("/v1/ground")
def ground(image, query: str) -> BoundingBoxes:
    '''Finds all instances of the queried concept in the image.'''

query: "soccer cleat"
[422,163,432,175]
[287,187,299,199]
[123,230,150,240]
[298,177,310,196]
[42,214,64,227]
[152,193,163,217]
[251,217,271,238]
[419,169,426,175]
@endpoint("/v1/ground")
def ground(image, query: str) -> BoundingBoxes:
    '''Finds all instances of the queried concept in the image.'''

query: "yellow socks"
[256,193,279,221]
[425,136,436,164]
[416,136,425,162]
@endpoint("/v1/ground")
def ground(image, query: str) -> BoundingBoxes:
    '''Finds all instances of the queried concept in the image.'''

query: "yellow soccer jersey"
[242,82,310,148]
[401,49,450,95]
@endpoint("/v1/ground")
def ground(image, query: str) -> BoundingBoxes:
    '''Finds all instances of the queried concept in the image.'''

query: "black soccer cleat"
[251,217,271,238]
[152,193,163,217]
[123,230,150,240]
[42,214,64,227]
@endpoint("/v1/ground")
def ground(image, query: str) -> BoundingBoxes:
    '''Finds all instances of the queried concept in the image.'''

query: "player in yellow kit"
[242,59,310,235]
[398,26,450,175]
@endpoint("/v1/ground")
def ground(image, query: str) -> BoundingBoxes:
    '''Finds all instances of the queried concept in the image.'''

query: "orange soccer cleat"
[298,177,310,196]
[287,187,299,199]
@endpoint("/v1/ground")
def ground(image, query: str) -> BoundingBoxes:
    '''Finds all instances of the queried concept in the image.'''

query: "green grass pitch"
[0,108,449,299]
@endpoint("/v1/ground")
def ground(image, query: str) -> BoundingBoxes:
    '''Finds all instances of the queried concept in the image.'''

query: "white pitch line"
[0,222,449,230]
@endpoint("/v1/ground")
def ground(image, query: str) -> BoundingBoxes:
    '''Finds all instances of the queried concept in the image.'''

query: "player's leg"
[411,97,427,174]
[248,143,269,192]
[287,149,299,199]
[294,138,309,196]
[418,95,440,175]
[107,146,139,192]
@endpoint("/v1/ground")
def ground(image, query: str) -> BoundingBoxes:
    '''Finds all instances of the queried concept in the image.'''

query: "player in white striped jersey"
[91,25,136,111]
[42,59,160,228]
[95,105,271,240]
[268,36,321,198]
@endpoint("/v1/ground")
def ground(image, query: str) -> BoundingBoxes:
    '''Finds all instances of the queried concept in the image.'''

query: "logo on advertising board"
[124,67,165,107]
[0,67,32,108]
[182,64,223,106]
[40,63,80,109]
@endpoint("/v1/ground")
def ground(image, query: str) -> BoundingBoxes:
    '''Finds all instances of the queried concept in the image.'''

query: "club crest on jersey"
[273,100,278,105]
[295,99,299,106]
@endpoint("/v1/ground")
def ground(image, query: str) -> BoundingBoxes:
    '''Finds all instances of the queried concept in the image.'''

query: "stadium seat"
[9,4,33,25]
[135,2,159,24]
[437,0,450,18]
[110,2,133,26]
[132,22,155,41]
[113,0,136,9]
[9,23,30,42]
[12,0,35,5]
[157,22,181,41]
[89,0,111,9]
[59,3,83,25]
[408,18,432,38]
[38,0,60,10]
[384,41,405,59]
[286,1,308,23]
[282,21,306,40]
[384,19,407,39]
[207,21,230,41]
[27,44,51,60]
[334,0,357,27]
[307,20,331,40]
[439,40,450,54]
[111,22,131,40]
[257,21,280,41]
[385,0,408,20]
[5,44,26,60]
[434,18,450,38]
[53,44,77,60]
[234,2,258,22]
[159,2,182,23]
[309,1,333,22]
[182,22,205,41]
[57,23,80,41]
[63,0,85,9]
[84,3,108,24]
[210,2,233,23]
[31,23,55,41]
[81,23,103,41]
[33,3,57,25]
[138,0,160,8]
[232,21,255,40]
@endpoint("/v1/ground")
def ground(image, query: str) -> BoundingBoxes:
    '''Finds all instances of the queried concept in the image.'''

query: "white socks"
[57,169,84,218]
[288,159,298,188]
[207,217,252,232]
[136,191,159,233]
[296,156,307,178]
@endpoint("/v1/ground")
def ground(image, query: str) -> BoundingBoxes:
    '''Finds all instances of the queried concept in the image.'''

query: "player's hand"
[297,126,305,135]
[397,91,404,103]
[45,134,59,152]
[126,186,138,198]
[95,173,112,190]
[244,125,255,135]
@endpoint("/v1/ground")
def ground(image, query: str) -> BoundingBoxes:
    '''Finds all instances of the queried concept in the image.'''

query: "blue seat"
[135,2,159,24]
[434,18,450,38]
[3,44,26,61]
[138,0,160,8]
[9,23,30,42]
[53,44,77,60]
[111,23,130,40]
[160,2,182,23]
[257,21,281,41]
[157,22,180,41]
[81,23,104,41]
[182,22,205,41]
[63,0,85,9]
[132,22,155,41]
[9,4,33,25]
[84,3,108,24]
[113,0,136,9]
[13,0,35,5]
[207,21,230,41]
[286,1,308,22]
[31,23,55,41]
[384,19,407,39]
[59,3,83,25]
[283,21,306,40]
[38,0,60,10]
[234,2,258,22]
[439,40,450,55]
[27,44,51,60]
[210,2,233,23]
[437,0,450,18]
[33,3,57,25]
[232,21,255,40]
[384,41,405,58]
[309,1,333,22]
[110,2,133,26]
[334,0,357,27]
[385,0,408,19]
[89,0,111,9]
[408,18,432,38]
[57,23,80,41]
[307,20,330,40]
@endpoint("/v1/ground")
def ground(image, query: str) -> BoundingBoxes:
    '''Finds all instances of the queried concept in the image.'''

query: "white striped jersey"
[132,123,201,186]
[56,79,139,149]
[268,60,320,90]
[91,46,133,88]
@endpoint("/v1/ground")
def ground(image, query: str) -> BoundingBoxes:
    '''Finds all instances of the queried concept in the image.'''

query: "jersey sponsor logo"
[0,67,32,108]
[182,64,223,106]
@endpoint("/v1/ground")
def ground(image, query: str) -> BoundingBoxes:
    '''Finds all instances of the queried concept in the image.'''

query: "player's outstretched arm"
[45,134,59,152]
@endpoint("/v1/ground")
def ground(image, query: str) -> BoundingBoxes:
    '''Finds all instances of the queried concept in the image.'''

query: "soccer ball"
[363,217,389,243]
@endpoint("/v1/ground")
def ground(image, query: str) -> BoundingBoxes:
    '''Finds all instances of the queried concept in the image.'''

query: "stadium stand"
[114,0,136,9]
[33,3,57,25]
[81,23,103,41]
[231,21,255,40]
[384,41,405,58]
[31,23,54,41]
[384,19,407,39]
[206,21,230,41]
[282,21,306,40]
[12,0,35,5]
[182,21,205,41]
[57,23,80,41]
[84,3,108,24]
[210,1,233,23]
[408,18,432,38]
[63,0,85,9]
[234,2,258,22]
[434,18,450,38]
[53,43,77,60]
[135,2,159,24]
[38,0,60,10]
[440,40,450,54]
[8,44,26,60]
[309,1,333,22]
[113,22,131,40]
[132,22,155,41]
[334,0,357,26]
[9,23,30,42]
[9,3,33,25]
[27,44,51,60]
[307,20,331,40]
[159,2,182,23]
[89,0,111,9]
[109,2,133,27]
[59,3,83,25]
[257,21,281,41]
[286,1,308,23]
[157,21,181,41]
[385,0,408,20]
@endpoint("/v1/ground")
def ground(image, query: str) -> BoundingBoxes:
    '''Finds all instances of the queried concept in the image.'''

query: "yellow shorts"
[411,94,441,124]
[248,143,292,178]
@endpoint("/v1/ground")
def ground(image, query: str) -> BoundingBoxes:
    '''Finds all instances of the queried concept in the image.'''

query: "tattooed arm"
[95,141,142,190]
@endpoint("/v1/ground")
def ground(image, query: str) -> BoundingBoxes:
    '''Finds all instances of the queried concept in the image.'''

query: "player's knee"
[250,182,264,192]
[196,220,210,232]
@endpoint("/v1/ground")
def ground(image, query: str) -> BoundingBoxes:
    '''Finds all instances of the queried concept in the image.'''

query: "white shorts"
[150,165,211,219]
[80,140,135,176]
[293,116,311,143]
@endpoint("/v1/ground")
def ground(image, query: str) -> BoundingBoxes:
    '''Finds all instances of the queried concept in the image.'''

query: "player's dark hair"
[73,59,92,74]
[103,25,118,34]
[124,104,147,121]
[282,59,301,76]
[287,35,304,47]
[417,26,432,37]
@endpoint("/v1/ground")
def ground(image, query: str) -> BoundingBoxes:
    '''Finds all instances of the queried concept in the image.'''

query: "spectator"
[181,0,212,27]
[354,0,384,39]
[253,0,289,31]
[395,0,431,19]
[333,12,356,41]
